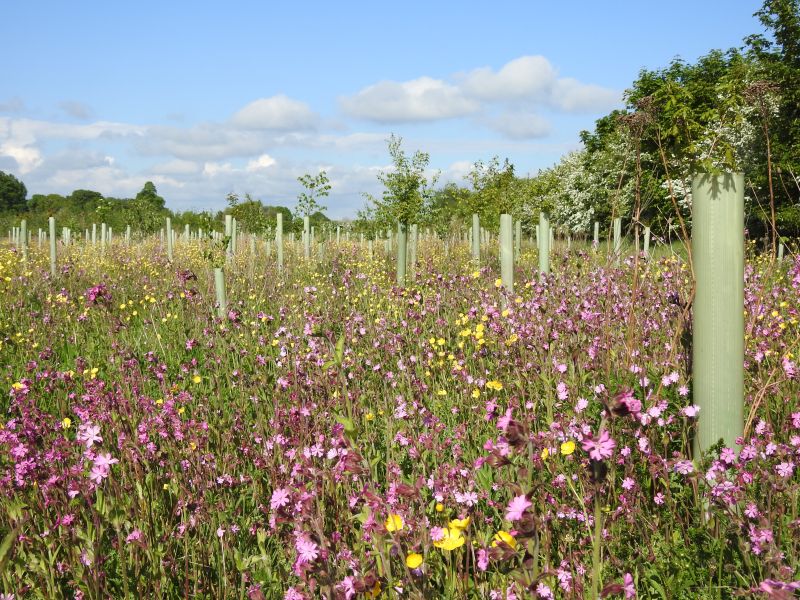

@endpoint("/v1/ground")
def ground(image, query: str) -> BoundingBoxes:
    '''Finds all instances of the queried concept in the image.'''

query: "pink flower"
[477,548,489,571]
[295,537,319,564]
[624,572,636,598]
[283,588,306,600]
[338,577,357,600]
[497,408,513,432]
[126,529,144,544]
[582,430,616,461]
[758,579,800,594]
[271,488,290,510]
[776,462,794,478]
[682,405,700,417]
[93,453,119,470]
[505,494,532,522]
[78,423,103,448]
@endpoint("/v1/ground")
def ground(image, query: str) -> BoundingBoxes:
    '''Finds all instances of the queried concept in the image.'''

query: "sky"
[0,1,769,218]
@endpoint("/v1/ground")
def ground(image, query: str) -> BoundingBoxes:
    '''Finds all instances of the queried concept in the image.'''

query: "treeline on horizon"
[0,0,798,242]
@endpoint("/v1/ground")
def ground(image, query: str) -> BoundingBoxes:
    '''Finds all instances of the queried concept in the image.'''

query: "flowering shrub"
[0,238,797,598]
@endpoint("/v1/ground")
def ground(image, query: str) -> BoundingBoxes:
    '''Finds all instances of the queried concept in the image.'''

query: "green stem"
[591,497,603,599]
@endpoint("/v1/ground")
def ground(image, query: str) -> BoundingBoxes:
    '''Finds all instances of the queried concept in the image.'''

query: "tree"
[225,192,270,233]
[135,181,166,210]
[129,182,167,233]
[69,189,103,208]
[0,171,27,212]
[464,157,517,228]
[373,135,438,225]
[296,171,331,217]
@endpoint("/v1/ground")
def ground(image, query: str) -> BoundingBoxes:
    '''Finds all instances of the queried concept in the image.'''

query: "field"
[0,235,798,599]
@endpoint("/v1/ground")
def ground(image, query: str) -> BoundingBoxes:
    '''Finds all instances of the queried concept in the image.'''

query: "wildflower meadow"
[0,229,798,599]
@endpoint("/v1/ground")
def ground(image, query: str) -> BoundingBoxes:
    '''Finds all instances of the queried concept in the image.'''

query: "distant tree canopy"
[0,171,27,212]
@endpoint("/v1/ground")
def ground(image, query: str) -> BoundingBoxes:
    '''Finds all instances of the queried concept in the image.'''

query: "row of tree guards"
[3,174,770,455]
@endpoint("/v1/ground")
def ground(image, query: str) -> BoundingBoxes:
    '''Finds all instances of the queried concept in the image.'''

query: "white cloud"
[485,111,552,140]
[138,123,267,161]
[459,55,558,102]
[246,153,276,172]
[202,161,235,177]
[550,78,621,112]
[0,143,43,173]
[460,55,620,113]
[231,95,318,130]
[340,76,479,123]
[151,159,199,175]
[340,55,620,130]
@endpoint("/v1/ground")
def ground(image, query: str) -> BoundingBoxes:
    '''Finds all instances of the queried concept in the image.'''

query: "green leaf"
[335,334,345,365]
[335,414,355,435]
[0,524,20,574]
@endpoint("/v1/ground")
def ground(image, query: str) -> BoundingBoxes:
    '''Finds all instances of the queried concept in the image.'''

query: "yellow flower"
[472,270,480,279]
[61,417,72,430]
[406,552,423,569]
[433,528,465,550]
[365,412,375,421]
[486,380,503,391]
[192,375,202,384]
[491,530,517,549]
[448,517,470,531]
[501,308,510,318]
[541,448,550,460]
[435,502,444,512]
[366,582,382,599]
[560,441,576,456]
[385,514,404,532]
[11,382,24,391]
[494,278,502,288]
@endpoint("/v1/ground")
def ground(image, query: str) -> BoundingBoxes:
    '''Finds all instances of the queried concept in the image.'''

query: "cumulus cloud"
[245,154,276,172]
[340,55,620,131]
[231,95,318,130]
[0,143,43,174]
[150,159,200,175]
[0,117,143,174]
[485,110,552,140]
[459,55,558,102]
[550,78,621,112]
[340,77,479,123]
[460,55,620,112]
[137,123,267,161]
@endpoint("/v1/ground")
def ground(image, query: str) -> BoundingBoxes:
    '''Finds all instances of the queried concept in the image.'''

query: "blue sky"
[1,1,767,218]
